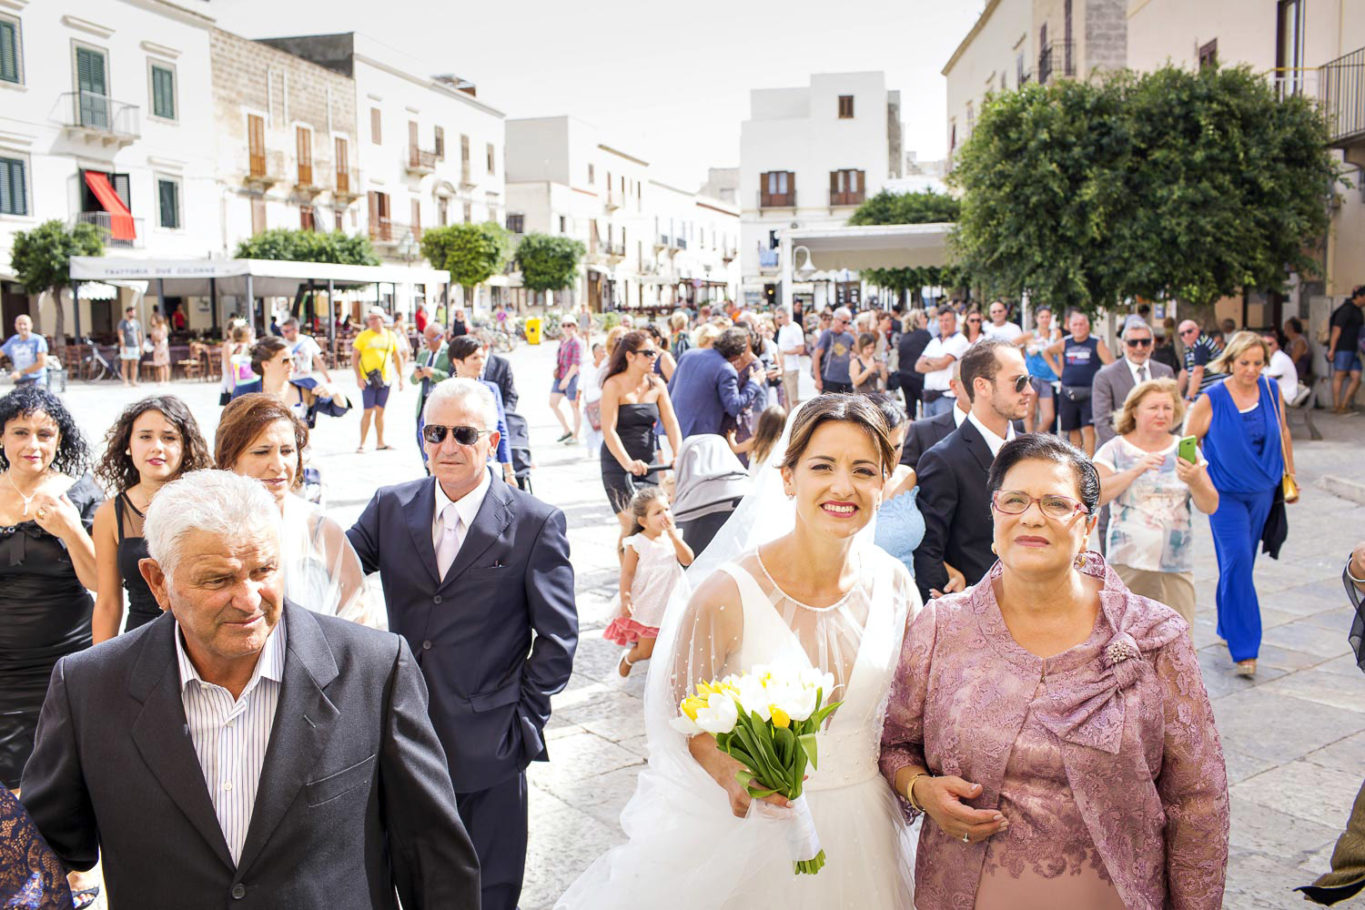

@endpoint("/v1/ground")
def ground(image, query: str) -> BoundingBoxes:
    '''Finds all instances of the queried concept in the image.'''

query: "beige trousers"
[1114,564,1197,631]
[782,370,800,409]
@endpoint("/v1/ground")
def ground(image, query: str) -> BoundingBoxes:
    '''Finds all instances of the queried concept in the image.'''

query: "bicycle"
[80,337,116,382]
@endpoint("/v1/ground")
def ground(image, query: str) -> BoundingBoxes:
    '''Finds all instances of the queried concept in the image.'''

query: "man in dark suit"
[1091,320,1174,446]
[482,348,518,413]
[668,327,765,438]
[348,377,578,910]
[913,340,1034,601]
[900,367,969,471]
[22,471,478,909]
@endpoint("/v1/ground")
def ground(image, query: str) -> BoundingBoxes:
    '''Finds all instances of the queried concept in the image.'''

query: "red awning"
[83,171,136,242]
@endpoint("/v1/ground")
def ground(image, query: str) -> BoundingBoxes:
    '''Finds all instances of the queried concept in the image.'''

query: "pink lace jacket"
[879,556,1230,909]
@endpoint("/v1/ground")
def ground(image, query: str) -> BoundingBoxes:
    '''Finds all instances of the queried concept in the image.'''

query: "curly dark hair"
[0,384,90,476]
[94,395,214,492]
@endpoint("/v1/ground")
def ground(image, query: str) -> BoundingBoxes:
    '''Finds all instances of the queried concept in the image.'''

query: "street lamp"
[793,245,819,281]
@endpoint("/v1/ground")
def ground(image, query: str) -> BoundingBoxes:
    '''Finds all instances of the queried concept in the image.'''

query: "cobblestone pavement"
[46,338,1365,909]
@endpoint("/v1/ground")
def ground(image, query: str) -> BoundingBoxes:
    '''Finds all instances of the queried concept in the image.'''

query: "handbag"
[1269,377,1299,503]
[365,332,395,389]
[586,399,602,431]
[1062,385,1092,402]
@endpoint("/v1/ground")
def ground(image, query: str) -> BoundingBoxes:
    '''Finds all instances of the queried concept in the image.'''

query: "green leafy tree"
[234,229,380,266]
[514,233,586,304]
[10,220,104,355]
[952,65,1336,319]
[420,222,512,305]
[849,191,962,304]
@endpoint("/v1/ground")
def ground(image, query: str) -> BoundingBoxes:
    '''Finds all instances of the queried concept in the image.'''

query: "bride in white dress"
[558,394,922,909]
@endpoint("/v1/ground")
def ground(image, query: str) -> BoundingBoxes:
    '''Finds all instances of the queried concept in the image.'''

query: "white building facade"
[738,71,904,310]
[0,0,219,336]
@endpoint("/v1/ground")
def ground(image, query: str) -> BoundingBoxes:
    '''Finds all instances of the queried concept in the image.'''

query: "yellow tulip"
[681,696,707,721]
[771,707,791,728]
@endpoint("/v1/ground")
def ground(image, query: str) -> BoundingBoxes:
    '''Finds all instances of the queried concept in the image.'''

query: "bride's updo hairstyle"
[779,393,896,476]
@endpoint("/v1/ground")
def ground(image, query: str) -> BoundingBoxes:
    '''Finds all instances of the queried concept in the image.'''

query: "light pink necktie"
[436,504,462,579]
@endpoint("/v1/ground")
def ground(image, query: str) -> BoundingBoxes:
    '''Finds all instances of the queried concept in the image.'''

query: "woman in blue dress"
[1186,332,1296,678]
[867,393,925,572]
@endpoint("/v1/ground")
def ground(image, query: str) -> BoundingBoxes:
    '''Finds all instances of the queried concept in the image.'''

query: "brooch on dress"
[1106,639,1138,665]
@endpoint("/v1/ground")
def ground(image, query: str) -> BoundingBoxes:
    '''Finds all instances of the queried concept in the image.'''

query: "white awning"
[787,223,954,271]
[69,257,451,298]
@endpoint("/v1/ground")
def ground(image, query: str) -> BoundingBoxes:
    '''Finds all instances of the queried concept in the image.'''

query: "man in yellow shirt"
[352,307,406,452]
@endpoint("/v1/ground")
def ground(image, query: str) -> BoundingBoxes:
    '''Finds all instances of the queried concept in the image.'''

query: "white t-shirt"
[1265,349,1298,402]
[289,334,323,378]
[777,322,806,374]
[920,332,970,393]
[983,321,1023,344]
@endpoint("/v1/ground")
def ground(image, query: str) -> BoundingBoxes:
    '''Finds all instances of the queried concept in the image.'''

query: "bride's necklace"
[5,470,48,516]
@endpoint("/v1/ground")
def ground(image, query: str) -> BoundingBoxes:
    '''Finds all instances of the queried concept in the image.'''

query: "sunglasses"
[421,424,492,446]
[1007,373,1030,393]
[968,318,982,323]
[635,348,659,359]
[1125,338,1152,348]
[1180,328,1198,336]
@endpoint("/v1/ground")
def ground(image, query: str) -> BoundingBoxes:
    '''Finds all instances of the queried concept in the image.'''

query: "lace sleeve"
[879,598,939,812]
[668,570,744,704]
[1153,633,1230,909]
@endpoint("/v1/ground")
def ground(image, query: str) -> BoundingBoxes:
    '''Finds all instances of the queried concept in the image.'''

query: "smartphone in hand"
[1177,435,1198,464]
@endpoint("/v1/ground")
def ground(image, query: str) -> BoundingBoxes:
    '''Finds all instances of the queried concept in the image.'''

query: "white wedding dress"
[557,544,919,909]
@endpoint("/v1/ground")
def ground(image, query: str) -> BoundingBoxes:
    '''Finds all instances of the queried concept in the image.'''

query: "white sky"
[209,0,985,189]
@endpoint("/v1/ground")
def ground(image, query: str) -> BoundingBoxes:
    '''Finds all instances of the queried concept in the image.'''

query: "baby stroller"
[671,436,751,557]
[504,412,533,494]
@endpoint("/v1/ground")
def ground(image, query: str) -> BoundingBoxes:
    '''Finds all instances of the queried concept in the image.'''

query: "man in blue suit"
[348,378,578,910]
[668,326,765,438]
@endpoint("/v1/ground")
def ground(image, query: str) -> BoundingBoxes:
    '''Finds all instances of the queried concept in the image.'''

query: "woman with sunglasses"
[962,308,985,346]
[882,434,1229,909]
[233,335,351,428]
[215,394,379,626]
[599,330,682,556]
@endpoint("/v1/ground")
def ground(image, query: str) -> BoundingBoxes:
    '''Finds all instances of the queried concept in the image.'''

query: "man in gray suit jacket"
[1092,320,1174,446]
[348,377,578,910]
[22,472,478,909]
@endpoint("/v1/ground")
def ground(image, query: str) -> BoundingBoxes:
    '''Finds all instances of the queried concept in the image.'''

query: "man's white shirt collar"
[1125,356,1152,384]
[967,409,1015,457]
[433,463,493,540]
[953,404,969,426]
[175,608,287,696]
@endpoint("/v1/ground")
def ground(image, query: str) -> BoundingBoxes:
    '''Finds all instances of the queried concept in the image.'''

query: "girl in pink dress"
[880,434,1229,910]
[605,487,694,676]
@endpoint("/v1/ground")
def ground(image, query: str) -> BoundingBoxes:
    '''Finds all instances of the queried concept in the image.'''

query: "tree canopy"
[420,222,512,292]
[234,229,380,266]
[848,190,962,302]
[10,220,104,351]
[951,64,1336,317]
[514,233,586,294]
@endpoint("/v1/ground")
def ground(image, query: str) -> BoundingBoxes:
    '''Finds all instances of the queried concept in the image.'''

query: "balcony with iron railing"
[601,240,626,258]
[407,146,438,175]
[334,167,362,200]
[759,189,797,209]
[1037,41,1075,85]
[368,220,421,245]
[74,211,145,248]
[59,91,141,147]
[1322,48,1365,153]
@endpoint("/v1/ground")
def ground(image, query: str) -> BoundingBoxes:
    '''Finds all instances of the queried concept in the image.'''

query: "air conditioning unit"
[790,221,801,229]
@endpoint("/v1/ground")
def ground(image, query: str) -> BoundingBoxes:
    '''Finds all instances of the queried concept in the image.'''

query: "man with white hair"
[22,470,478,908]
[1091,320,1174,447]
[813,306,857,393]
[348,377,578,910]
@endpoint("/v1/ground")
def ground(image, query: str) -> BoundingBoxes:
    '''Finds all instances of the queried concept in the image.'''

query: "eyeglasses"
[1125,338,1153,348]
[421,424,492,446]
[1007,374,1031,393]
[991,490,1089,519]
[968,318,982,324]
[635,348,659,359]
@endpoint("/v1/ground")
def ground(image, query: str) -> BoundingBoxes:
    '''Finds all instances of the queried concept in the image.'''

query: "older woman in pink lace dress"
[880,434,1229,910]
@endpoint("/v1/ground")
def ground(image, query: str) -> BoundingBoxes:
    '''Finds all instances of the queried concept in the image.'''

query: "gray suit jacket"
[21,602,479,909]
[1092,358,1175,445]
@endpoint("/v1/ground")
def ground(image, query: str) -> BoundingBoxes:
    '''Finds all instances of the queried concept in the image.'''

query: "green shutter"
[0,158,26,216]
[158,179,179,229]
[75,47,108,128]
[0,21,19,84]
[152,65,174,119]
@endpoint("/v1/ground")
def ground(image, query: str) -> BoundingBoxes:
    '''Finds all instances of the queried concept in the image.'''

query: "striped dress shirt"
[175,615,287,866]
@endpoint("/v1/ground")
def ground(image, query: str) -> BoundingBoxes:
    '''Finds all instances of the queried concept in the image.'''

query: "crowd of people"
[1,288,1363,909]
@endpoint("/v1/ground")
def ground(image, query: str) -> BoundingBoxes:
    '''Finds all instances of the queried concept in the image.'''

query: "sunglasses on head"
[1125,337,1152,348]
[421,424,492,446]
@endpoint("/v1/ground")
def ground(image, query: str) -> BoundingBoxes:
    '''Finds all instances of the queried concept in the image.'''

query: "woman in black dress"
[600,330,682,556]
[91,396,213,642]
[0,385,100,791]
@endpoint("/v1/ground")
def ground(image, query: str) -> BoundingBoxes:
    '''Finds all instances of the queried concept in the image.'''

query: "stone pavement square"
[41,336,1365,909]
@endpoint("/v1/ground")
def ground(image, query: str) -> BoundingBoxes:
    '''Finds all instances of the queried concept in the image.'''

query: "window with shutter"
[300,205,315,231]
[0,19,21,84]
[247,114,265,176]
[334,137,349,192]
[151,64,175,119]
[487,143,495,175]
[0,157,27,215]
[157,178,179,229]
[838,95,854,118]
[411,198,421,235]
[296,127,312,186]
[370,107,382,144]
[76,46,109,129]
[434,126,445,160]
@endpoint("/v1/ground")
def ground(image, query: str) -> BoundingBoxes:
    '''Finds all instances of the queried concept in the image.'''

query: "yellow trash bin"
[524,316,542,345]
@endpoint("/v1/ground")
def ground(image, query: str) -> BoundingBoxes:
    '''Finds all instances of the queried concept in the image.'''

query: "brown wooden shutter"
[788,171,796,206]
[248,114,265,176]
[411,198,421,234]
[335,137,348,192]
[296,127,312,186]
[368,190,379,236]
[371,107,382,144]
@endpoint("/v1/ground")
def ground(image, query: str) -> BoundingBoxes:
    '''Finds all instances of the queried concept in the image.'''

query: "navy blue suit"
[347,471,577,910]
[668,347,765,438]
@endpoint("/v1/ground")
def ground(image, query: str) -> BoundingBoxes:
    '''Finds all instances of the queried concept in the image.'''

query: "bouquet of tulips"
[670,664,841,875]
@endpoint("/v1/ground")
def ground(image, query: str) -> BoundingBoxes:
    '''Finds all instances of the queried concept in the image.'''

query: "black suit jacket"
[900,408,960,470]
[912,419,997,601]
[21,602,479,909]
[347,471,578,792]
[483,353,518,413]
